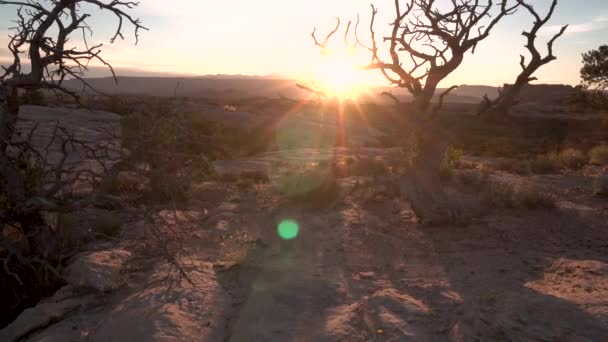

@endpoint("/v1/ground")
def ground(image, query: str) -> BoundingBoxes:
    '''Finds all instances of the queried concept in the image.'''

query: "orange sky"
[1,0,608,87]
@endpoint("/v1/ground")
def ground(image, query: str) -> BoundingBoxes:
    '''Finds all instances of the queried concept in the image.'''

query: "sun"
[311,47,371,99]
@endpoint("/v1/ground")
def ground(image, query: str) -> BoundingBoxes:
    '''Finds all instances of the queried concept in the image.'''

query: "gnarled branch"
[480,0,567,114]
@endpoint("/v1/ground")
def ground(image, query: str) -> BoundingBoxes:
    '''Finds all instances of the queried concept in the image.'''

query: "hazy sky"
[1,0,607,87]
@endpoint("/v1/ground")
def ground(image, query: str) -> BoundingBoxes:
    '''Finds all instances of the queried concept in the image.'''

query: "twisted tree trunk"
[399,115,456,225]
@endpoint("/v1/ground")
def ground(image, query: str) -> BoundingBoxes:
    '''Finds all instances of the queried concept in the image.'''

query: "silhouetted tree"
[0,0,145,322]
[480,0,567,114]
[312,0,568,224]
[581,45,608,90]
[313,0,519,224]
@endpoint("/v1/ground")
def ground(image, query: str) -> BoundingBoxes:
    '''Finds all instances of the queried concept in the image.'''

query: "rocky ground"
[3,162,607,341]
[2,105,607,341]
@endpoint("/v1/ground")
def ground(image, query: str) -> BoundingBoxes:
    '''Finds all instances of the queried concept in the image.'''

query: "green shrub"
[558,148,587,169]
[589,144,608,165]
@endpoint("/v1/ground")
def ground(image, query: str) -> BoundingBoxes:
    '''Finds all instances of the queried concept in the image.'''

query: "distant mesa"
[62,74,574,106]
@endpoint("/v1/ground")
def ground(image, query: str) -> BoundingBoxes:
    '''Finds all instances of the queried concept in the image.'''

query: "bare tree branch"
[315,0,519,114]
[480,0,567,114]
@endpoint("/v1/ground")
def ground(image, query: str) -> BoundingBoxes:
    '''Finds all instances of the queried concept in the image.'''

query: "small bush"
[456,169,490,190]
[440,146,464,179]
[558,148,587,169]
[589,144,608,165]
[513,186,557,209]
[107,171,150,195]
[20,89,45,106]
[482,181,516,208]
[531,153,560,174]
[482,181,555,210]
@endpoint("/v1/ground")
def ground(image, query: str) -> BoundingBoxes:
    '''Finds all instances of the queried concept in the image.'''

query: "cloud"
[594,15,608,23]
[544,15,608,35]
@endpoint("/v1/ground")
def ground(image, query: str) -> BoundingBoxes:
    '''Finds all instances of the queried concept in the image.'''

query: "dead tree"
[313,0,519,224]
[480,0,567,114]
[0,0,145,320]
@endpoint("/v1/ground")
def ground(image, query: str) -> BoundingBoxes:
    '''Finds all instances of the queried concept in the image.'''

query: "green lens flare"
[278,220,299,240]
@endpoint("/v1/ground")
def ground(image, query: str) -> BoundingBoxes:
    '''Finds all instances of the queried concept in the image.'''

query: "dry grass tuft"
[558,148,587,169]
[589,144,608,165]
[482,181,556,210]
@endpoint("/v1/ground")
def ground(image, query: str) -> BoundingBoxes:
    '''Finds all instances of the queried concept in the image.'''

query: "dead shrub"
[531,153,561,174]
[513,186,557,209]
[456,169,490,190]
[482,181,516,208]
[482,181,556,209]
[107,171,150,195]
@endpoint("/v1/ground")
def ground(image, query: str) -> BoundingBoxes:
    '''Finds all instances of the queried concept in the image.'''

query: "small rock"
[358,271,376,280]
[64,249,131,292]
[213,261,239,271]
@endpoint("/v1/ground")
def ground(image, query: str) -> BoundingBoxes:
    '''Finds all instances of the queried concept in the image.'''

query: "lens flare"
[277,219,300,240]
[311,47,372,99]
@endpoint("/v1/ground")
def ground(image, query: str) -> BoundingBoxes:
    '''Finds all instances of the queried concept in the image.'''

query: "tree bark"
[399,115,459,225]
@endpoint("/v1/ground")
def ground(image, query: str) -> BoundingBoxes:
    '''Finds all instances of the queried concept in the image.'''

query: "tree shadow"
[325,196,608,341]
[418,208,608,340]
